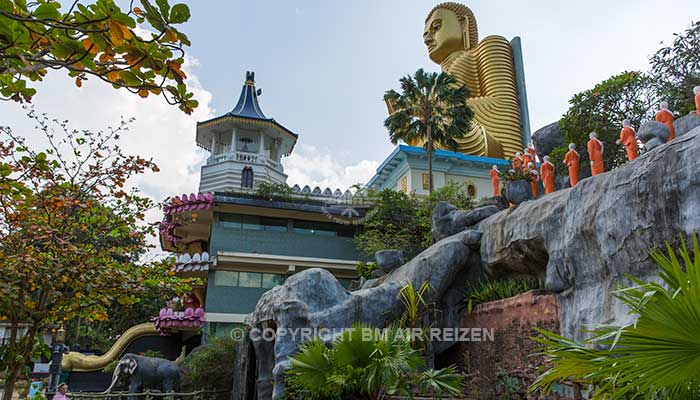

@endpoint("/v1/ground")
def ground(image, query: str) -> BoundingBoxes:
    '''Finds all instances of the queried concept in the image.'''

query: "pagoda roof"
[197,71,298,142]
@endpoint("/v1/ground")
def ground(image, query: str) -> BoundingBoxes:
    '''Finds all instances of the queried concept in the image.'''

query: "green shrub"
[182,336,238,392]
[286,324,463,399]
[356,261,378,280]
[354,182,474,260]
[254,181,294,201]
[464,276,543,313]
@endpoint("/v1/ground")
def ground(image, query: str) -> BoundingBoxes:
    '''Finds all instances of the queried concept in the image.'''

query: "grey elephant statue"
[103,353,181,397]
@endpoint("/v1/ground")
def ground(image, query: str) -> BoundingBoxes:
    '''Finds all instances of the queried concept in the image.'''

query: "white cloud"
[283,144,378,191]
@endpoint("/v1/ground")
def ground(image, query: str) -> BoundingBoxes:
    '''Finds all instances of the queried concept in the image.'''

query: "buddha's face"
[424,8,465,63]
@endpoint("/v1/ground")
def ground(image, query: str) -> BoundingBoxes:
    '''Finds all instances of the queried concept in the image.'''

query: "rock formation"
[242,228,486,399]
[637,120,670,150]
[480,125,700,341]
[674,112,700,138]
[531,121,564,159]
[236,125,700,398]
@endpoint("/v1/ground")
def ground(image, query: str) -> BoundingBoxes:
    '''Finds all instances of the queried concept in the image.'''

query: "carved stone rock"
[246,228,485,399]
[432,202,503,242]
[674,112,700,138]
[637,120,670,150]
[479,125,700,342]
[374,249,403,273]
[531,121,564,159]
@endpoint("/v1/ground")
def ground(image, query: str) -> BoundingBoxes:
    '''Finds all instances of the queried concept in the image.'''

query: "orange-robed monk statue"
[512,152,523,171]
[540,155,555,194]
[528,162,539,199]
[587,132,605,176]
[490,165,500,197]
[695,86,700,116]
[655,101,676,141]
[616,119,639,161]
[522,148,533,171]
[564,143,580,187]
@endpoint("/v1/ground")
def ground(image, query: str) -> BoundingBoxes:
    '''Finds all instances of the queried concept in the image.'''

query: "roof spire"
[229,71,267,119]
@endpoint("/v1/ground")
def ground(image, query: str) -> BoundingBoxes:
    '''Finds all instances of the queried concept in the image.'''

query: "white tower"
[196,72,298,192]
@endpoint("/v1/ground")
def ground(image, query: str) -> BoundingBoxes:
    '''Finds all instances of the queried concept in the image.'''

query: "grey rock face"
[375,249,403,273]
[504,180,532,205]
[637,120,670,150]
[674,112,700,138]
[432,202,503,242]
[479,125,700,343]
[531,121,564,159]
[246,226,488,399]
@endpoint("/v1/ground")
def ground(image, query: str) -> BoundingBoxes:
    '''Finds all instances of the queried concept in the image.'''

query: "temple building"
[159,72,367,338]
[366,145,510,197]
[196,71,297,192]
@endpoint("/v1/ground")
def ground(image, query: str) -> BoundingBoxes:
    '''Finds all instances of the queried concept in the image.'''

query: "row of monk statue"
[490,88,700,199]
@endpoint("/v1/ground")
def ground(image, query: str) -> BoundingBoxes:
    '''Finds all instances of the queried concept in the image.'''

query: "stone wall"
[440,290,567,399]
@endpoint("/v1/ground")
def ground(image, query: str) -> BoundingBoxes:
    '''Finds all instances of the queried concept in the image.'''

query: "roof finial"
[246,71,255,83]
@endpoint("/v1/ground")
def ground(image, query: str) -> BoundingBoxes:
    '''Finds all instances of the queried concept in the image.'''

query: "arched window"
[241,167,254,188]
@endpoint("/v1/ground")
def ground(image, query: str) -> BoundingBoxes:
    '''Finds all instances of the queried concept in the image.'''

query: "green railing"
[70,389,229,400]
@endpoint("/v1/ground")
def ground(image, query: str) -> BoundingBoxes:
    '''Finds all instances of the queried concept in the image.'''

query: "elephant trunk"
[102,367,120,394]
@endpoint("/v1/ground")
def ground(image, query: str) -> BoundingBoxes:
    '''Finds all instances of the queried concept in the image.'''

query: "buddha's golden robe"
[439,36,522,159]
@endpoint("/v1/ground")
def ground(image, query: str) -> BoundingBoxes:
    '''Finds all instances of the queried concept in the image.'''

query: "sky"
[1,0,699,211]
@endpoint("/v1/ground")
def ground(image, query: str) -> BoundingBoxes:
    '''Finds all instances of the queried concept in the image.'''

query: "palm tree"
[384,68,473,193]
[530,233,700,399]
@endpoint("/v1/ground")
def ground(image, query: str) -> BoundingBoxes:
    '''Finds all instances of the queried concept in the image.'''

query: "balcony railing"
[207,151,282,172]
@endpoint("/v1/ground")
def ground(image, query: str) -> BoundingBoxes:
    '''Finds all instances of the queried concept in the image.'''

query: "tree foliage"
[353,182,474,260]
[384,68,473,193]
[530,233,700,399]
[286,324,464,400]
[0,0,197,113]
[650,21,700,116]
[0,109,195,399]
[182,336,238,395]
[558,71,656,174]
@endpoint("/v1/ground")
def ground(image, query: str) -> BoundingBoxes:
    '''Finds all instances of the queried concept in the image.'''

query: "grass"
[463,276,543,313]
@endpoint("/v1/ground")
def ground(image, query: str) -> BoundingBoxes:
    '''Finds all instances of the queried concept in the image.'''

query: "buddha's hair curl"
[426,2,479,48]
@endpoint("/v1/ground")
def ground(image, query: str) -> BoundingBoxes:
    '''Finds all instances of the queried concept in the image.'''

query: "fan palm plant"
[286,323,464,399]
[529,233,700,399]
[384,68,473,193]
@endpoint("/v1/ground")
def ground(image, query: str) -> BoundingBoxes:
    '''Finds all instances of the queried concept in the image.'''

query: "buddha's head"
[424,2,479,64]
[694,86,700,95]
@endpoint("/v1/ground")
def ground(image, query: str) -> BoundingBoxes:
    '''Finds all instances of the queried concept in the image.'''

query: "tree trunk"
[2,322,36,400]
[2,320,20,400]
[427,124,434,194]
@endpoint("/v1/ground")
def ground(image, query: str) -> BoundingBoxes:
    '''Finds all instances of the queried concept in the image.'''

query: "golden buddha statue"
[421,2,523,159]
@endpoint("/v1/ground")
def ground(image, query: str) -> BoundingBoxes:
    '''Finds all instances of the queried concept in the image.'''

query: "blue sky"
[178,0,700,176]
[2,0,700,197]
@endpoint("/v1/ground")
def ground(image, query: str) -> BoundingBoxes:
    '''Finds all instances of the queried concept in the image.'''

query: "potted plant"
[499,168,533,205]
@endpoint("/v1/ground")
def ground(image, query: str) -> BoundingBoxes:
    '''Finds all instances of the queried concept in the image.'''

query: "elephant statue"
[103,353,181,397]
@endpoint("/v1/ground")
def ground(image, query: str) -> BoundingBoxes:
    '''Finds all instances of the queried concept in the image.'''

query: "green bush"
[181,336,238,392]
[464,276,543,313]
[356,261,378,280]
[254,181,295,201]
[354,182,474,260]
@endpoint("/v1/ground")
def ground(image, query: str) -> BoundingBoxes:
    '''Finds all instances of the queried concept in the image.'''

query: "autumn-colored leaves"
[0,0,198,114]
